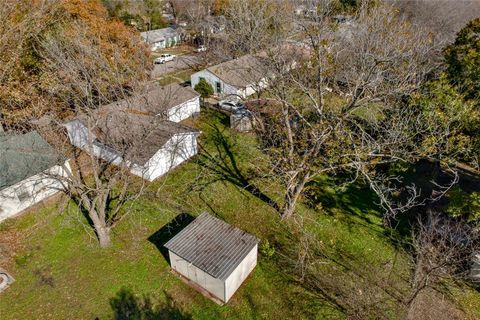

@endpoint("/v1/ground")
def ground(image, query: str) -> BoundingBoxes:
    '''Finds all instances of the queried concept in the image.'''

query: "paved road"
[151,54,200,79]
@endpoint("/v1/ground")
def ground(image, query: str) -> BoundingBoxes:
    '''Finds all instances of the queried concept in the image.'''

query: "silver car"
[218,100,246,112]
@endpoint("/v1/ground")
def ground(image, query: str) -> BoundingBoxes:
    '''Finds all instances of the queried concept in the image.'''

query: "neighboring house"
[0,131,70,222]
[190,55,269,99]
[63,111,200,181]
[164,212,259,304]
[141,27,181,51]
[104,84,200,123]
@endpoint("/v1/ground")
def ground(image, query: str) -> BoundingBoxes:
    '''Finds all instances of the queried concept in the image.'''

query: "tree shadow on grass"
[147,213,195,264]
[109,287,191,320]
[193,123,280,212]
[304,177,385,231]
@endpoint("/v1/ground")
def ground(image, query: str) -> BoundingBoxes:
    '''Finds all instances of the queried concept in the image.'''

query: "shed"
[230,109,253,132]
[164,213,259,304]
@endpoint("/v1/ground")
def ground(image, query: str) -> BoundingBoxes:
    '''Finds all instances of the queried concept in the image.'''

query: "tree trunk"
[95,224,111,248]
[281,174,309,219]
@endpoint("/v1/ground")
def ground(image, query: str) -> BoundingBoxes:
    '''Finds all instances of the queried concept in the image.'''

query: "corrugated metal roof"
[164,213,259,281]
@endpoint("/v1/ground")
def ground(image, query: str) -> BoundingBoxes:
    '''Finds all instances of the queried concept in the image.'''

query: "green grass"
[157,69,194,86]
[0,109,478,319]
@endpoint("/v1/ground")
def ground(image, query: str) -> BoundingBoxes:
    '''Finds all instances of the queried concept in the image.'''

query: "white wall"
[0,161,71,222]
[64,121,198,182]
[166,96,200,122]
[64,120,123,165]
[224,244,258,302]
[144,132,198,181]
[191,70,240,98]
[169,251,225,300]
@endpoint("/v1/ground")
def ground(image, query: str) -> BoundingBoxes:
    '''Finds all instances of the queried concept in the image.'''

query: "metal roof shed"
[164,213,259,304]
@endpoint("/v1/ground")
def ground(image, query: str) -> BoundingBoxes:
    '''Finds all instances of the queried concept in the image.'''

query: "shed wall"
[169,251,225,300]
[224,244,258,302]
[0,161,70,222]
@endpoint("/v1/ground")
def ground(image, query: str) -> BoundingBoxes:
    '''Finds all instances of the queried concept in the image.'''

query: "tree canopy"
[0,0,149,126]
[444,17,480,100]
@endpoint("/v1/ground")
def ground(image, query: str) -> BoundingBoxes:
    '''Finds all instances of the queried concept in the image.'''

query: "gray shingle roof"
[207,55,269,89]
[0,131,64,190]
[103,83,199,117]
[164,212,259,280]
[69,111,199,165]
[140,27,180,44]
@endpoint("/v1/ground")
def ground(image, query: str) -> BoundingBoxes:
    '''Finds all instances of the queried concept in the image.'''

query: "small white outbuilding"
[164,212,259,304]
[102,83,200,123]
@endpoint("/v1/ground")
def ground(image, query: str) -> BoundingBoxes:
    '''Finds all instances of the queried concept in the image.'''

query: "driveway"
[151,54,200,79]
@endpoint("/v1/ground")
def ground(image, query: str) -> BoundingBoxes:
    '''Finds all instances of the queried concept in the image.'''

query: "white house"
[0,131,70,222]
[190,54,269,99]
[164,212,259,304]
[63,111,200,181]
[104,84,200,123]
[141,27,181,51]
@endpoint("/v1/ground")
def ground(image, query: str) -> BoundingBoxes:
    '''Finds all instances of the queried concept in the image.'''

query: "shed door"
[187,264,206,288]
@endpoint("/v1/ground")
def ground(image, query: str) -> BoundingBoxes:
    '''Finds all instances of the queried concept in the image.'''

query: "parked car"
[218,100,246,112]
[154,54,175,64]
[194,45,207,53]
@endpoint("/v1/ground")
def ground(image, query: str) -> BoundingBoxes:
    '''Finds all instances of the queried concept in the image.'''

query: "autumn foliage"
[0,0,150,125]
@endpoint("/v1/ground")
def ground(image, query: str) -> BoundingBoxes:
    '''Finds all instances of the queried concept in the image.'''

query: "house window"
[216,81,222,94]
[199,77,205,81]
[16,186,31,202]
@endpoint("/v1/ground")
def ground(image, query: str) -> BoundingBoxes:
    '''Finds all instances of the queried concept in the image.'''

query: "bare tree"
[250,0,460,221]
[33,22,156,247]
[407,209,479,309]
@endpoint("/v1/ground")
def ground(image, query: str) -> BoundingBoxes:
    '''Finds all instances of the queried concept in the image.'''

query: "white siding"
[166,96,200,122]
[0,161,71,222]
[144,132,198,181]
[191,70,241,98]
[169,251,225,300]
[64,121,124,166]
[64,121,198,182]
[224,244,258,302]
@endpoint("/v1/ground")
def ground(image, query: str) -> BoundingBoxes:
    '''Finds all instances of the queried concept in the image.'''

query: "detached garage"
[164,213,259,304]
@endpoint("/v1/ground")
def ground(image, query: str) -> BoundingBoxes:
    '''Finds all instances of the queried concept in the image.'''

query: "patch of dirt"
[0,222,25,268]
[407,288,466,320]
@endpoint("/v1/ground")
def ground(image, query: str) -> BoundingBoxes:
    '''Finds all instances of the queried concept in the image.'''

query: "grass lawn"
[0,109,479,319]
[157,69,193,86]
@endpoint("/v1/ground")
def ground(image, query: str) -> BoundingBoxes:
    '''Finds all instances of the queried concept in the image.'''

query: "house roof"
[71,111,199,165]
[0,131,64,190]
[206,55,269,89]
[164,212,259,281]
[140,27,180,44]
[103,84,199,116]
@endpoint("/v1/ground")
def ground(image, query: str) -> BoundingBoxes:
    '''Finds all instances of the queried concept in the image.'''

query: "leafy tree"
[194,79,214,99]
[444,17,480,100]
[447,187,480,226]
[413,76,477,166]
[143,0,166,30]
